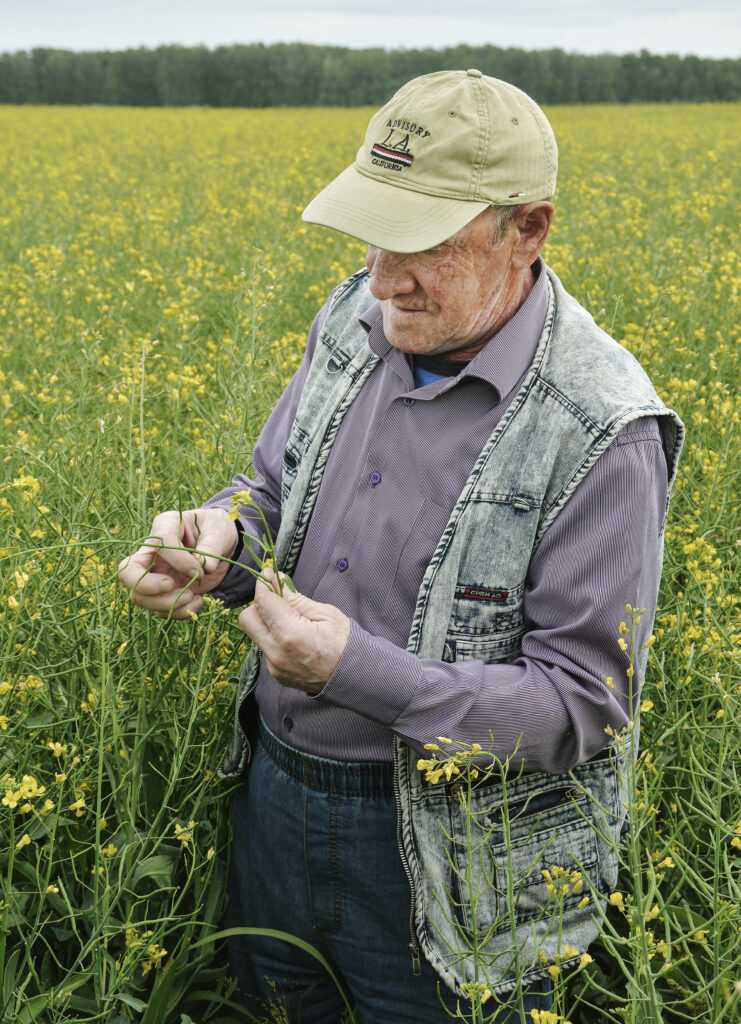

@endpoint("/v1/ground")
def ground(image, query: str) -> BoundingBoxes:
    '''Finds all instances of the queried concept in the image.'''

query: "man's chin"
[384,313,440,353]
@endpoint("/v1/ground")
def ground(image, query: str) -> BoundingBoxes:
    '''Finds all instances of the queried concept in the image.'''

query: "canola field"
[0,104,739,1023]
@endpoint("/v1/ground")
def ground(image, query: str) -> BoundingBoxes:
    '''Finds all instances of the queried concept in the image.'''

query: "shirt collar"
[358,257,548,401]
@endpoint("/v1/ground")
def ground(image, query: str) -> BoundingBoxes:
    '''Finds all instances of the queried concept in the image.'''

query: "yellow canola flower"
[15,833,32,850]
[609,891,626,912]
[228,488,254,520]
[461,981,492,1004]
[68,796,87,816]
[20,774,46,798]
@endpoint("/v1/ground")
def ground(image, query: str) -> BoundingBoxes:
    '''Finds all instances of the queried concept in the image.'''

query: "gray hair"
[490,199,554,246]
[490,205,523,246]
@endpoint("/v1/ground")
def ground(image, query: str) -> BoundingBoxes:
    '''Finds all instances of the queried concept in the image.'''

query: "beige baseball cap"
[302,69,557,253]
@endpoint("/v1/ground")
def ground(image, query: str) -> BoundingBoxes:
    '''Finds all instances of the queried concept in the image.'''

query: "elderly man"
[119,70,684,1023]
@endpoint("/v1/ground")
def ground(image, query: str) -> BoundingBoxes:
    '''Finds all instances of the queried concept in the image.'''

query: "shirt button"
[402,397,416,406]
[336,558,349,572]
[370,471,382,486]
[284,716,293,732]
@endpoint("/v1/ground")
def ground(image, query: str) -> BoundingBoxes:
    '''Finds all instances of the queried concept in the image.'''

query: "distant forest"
[1,43,738,106]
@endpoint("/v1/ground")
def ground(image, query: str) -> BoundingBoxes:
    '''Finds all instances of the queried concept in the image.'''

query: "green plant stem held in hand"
[227,488,297,597]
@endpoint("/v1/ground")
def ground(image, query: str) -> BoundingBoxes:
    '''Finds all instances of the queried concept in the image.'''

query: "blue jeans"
[224,716,554,1023]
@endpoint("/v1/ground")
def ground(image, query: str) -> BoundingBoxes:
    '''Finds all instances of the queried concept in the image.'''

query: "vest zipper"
[393,750,422,975]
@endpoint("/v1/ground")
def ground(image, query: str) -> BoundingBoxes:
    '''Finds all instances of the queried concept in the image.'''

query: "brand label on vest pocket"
[454,584,511,604]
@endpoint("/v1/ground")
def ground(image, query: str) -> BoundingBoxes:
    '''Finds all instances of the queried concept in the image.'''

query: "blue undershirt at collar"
[412,364,454,388]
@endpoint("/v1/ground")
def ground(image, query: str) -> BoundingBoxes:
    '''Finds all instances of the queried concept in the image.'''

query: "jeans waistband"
[257,715,396,800]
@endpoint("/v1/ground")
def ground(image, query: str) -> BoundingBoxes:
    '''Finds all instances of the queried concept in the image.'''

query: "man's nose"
[367,249,416,299]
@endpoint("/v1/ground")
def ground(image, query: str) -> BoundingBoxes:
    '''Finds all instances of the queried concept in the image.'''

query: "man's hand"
[117,508,239,619]
[238,567,350,694]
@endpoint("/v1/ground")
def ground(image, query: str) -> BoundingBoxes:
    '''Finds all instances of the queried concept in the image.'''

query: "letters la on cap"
[302,69,558,253]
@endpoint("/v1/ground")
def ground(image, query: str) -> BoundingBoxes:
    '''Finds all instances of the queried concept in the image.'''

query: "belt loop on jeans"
[257,715,395,800]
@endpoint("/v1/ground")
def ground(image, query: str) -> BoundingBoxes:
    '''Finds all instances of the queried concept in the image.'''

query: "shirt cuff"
[308,618,423,726]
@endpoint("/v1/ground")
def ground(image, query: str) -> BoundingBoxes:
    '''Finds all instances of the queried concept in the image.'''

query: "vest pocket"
[448,580,526,645]
[450,787,599,941]
[488,810,598,934]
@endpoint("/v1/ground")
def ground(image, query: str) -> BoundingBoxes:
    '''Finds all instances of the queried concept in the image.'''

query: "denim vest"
[217,264,685,997]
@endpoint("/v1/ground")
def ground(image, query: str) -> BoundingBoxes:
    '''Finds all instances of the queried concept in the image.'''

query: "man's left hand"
[238,567,351,695]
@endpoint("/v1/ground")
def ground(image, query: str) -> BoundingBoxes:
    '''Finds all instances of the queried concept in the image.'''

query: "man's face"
[365,208,519,359]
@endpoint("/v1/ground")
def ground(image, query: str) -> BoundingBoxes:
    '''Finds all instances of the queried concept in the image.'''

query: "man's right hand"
[117,508,239,619]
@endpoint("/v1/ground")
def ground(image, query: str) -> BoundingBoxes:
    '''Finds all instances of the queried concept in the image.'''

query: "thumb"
[197,536,223,575]
[192,519,237,575]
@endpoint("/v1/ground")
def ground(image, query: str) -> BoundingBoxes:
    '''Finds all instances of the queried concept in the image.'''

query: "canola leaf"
[131,854,175,890]
[189,927,355,1019]
[17,995,50,1023]
[23,710,55,729]
[2,948,20,1010]
[116,992,148,1011]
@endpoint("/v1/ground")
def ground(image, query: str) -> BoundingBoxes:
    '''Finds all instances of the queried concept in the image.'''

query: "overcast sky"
[1,0,738,58]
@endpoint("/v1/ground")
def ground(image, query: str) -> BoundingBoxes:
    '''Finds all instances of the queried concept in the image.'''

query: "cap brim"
[301,165,489,254]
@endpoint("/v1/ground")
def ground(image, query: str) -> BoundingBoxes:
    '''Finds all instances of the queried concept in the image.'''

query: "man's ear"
[512,202,555,269]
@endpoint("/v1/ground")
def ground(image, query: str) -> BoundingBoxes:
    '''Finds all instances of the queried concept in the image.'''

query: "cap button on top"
[466,68,483,78]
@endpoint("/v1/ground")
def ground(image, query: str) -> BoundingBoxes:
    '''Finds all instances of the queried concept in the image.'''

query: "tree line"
[0,43,738,107]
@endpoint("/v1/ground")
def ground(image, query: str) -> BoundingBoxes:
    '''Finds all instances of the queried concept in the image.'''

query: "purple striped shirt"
[204,258,668,772]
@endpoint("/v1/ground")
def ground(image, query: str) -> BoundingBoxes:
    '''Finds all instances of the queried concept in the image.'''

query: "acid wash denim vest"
[216,263,685,997]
